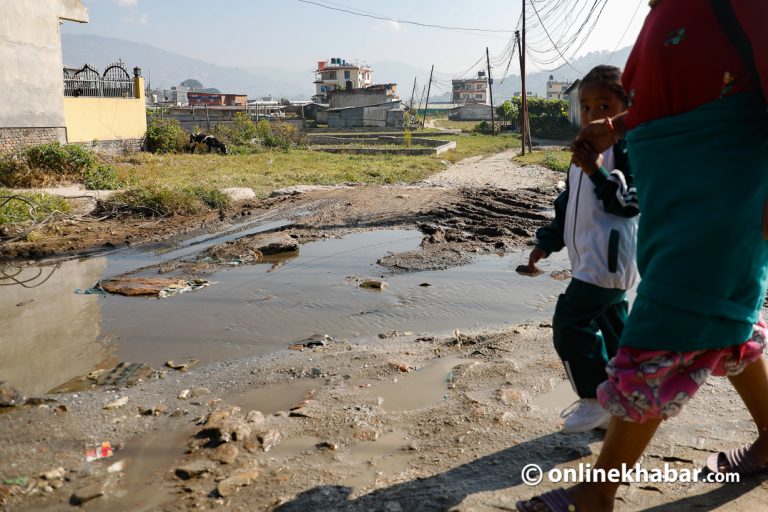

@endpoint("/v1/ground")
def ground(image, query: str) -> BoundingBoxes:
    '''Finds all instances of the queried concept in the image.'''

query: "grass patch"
[99,184,230,218]
[0,142,122,190]
[0,190,70,226]
[513,149,571,173]
[432,119,478,132]
[111,132,522,198]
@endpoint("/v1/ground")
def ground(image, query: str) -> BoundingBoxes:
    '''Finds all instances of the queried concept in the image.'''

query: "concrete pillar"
[134,77,145,100]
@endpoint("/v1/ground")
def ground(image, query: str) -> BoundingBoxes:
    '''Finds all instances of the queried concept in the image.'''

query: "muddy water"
[0,229,570,395]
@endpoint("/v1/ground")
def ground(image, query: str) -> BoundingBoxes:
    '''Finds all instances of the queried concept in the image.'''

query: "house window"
[476,94,483,99]
[344,71,351,80]
[328,71,337,80]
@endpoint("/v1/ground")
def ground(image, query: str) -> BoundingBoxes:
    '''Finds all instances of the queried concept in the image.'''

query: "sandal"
[516,487,577,511]
[706,444,768,476]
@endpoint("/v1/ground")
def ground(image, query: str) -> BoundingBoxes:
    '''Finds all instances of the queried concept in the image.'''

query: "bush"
[0,142,122,190]
[100,184,229,218]
[473,121,499,135]
[145,116,188,154]
[256,120,301,150]
[0,191,70,226]
[214,112,257,147]
[403,129,412,148]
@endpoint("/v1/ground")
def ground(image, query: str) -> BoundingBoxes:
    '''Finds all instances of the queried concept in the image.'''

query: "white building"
[313,58,372,104]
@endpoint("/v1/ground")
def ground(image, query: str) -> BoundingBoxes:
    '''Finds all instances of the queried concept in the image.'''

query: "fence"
[64,61,135,98]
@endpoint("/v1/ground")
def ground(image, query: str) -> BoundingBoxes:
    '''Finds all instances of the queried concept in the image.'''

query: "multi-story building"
[546,75,573,100]
[313,58,373,104]
[188,92,248,107]
[452,71,489,105]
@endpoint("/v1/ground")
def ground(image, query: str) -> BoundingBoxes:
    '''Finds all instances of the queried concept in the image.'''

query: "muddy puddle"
[1,227,571,395]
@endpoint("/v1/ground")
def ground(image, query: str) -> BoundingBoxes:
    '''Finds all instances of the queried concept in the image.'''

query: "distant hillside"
[61,34,313,98]
[61,34,632,103]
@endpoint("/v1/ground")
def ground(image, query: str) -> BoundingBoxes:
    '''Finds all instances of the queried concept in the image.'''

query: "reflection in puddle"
[0,258,111,395]
[369,356,461,412]
[234,381,318,415]
[4,229,571,394]
[532,379,578,410]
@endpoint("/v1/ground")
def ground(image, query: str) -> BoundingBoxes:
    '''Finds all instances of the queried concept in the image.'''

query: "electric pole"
[486,47,496,135]
[521,0,531,153]
[409,77,417,110]
[421,65,434,129]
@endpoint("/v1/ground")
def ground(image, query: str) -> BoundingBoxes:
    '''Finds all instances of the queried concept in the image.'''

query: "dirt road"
[1,151,766,511]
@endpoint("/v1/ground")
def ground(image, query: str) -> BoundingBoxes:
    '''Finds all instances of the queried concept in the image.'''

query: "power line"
[296,0,516,33]
[528,0,583,74]
[607,0,644,64]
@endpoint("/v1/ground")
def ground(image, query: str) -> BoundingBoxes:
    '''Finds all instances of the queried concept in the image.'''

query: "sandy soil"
[1,151,766,511]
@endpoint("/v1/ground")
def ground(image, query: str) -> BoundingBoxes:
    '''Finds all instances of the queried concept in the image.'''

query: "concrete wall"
[64,77,147,143]
[0,0,88,141]
[449,104,493,121]
[327,101,403,129]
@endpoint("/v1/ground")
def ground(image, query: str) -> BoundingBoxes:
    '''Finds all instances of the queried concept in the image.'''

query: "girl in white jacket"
[528,65,638,433]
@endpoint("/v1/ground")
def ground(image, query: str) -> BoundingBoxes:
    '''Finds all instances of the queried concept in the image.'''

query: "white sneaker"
[560,398,611,433]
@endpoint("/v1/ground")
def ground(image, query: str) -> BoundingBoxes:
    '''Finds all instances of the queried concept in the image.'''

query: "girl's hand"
[572,119,615,154]
[572,146,603,176]
[528,247,548,271]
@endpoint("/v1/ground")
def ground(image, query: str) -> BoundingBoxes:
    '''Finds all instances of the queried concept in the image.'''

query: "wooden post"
[486,47,495,135]
[421,65,434,130]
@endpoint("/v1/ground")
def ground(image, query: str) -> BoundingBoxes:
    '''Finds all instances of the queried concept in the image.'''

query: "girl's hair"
[579,65,629,105]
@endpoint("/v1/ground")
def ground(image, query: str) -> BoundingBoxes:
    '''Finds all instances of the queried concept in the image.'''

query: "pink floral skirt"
[597,320,768,423]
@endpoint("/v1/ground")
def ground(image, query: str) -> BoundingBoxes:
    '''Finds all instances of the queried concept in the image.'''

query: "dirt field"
[1,149,767,512]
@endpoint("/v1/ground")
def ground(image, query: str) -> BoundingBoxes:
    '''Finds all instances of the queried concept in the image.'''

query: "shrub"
[145,116,188,154]
[255,120,301,150]
[100,184,229,218]
[403,129,412,148]
[0,142,121,190]
[473,121,499,135]
[0,191,70,226]
[185,186,230,210]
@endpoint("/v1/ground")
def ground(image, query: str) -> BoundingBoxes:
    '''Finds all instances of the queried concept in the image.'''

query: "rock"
[353,424,380,441]
[291,333,331,349]
[175,460,215,480]
[360,279,387,290]
[190,388,210,398]
[178,389,191,400]
[259,430,282,452]
[383,501,404,512]
[0,383,22,407]
[71,479,109,505]
[497,387,524,405]
[389,362,412,373]
[378,330,413,339]
[103,397,129,410]
[515,264,544,277]
[221,187,256,201]
[245,411,265,425]
[165,359,200,372]
[217,469,260,497]
[212,443,239,465]
[41,468,65,480]
[100,277,187,297]
[316,441,339,451]
[139,404,167,416]
[202,407,252,443]
[550,269,572,281]
[419,282,431,287]
[96,362,152,388]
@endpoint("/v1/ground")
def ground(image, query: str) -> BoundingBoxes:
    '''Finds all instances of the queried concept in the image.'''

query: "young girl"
[529,65,639,433]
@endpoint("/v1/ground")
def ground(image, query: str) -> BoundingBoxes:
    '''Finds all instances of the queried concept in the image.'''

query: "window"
[328,71,337,80]
[476,94,483,99]
[344,71,351,80]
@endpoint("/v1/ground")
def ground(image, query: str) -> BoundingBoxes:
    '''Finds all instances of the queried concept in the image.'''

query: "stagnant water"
[0,227,571,395]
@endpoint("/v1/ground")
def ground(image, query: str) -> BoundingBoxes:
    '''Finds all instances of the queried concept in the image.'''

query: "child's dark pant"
[552,278,628,398]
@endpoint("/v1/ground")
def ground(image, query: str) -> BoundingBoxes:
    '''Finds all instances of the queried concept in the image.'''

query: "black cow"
[188,133,228,154]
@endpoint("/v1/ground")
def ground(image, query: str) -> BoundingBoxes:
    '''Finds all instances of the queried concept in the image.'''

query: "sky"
[62,0,650,76]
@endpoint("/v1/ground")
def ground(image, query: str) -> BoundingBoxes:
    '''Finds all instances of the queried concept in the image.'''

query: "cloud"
[115,0,138,6]
[122,13,149,24]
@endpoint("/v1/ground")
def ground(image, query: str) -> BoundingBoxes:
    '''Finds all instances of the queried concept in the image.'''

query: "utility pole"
[521,0,532,153]
[421,65,434,130]
[486,47,496,135]
[409,77,417,110]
